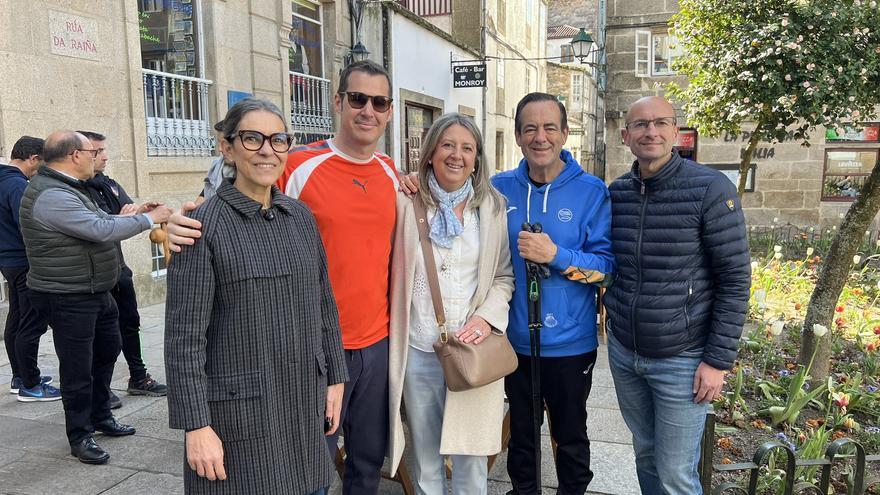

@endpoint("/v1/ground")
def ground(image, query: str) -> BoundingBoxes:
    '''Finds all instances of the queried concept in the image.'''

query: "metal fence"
[700,410,880,494]
[142,69,215,156]
[748,224,880,260]
[290,72,333,145]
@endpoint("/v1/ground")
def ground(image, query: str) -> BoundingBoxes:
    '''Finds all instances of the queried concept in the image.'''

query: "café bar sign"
[453,62,486,88]
[49,10,100,62]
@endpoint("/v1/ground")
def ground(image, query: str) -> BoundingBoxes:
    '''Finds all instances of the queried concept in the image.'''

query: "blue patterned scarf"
[427,170,472,249]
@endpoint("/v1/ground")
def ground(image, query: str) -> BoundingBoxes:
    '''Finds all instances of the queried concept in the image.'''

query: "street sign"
[453,63,486,88]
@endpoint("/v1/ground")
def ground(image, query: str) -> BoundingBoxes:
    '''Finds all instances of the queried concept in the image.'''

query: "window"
[571,73,583,107]
[822,150,878,201]
[290,0,323,77]
[495,131,505,172]
[560,44,574,63]
[139,0,201,78]
[496,49,505,111]
[525,0,534,44]
[497,0,506,35]
[635,30,681,77]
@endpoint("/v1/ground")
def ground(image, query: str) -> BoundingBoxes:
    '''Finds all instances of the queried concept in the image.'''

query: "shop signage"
[49,10,100,61]
[453,63,486,88]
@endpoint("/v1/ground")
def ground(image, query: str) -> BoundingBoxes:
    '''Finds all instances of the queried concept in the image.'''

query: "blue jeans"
[608,333,708,495]
[403,347,488,495]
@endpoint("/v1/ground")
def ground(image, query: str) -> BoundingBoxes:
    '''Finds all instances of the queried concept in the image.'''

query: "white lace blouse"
[408,206,481,352]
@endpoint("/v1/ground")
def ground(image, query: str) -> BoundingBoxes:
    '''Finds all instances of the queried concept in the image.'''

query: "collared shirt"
[408,206,480,352]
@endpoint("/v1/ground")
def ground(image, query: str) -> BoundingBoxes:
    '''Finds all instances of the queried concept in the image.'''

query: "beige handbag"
[412,194,518,392]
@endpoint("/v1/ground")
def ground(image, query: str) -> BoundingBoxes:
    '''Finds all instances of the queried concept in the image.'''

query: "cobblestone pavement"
[0,303,639,494]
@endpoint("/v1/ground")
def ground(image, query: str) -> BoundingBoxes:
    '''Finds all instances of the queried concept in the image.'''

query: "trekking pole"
[523,222,550,493]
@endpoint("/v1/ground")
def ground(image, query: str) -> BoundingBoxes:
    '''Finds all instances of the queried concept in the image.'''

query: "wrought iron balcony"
[289,72,334,145]
[142,69,215,156]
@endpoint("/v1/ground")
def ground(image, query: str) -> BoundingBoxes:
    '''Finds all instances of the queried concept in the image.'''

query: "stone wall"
[548,0,600,32]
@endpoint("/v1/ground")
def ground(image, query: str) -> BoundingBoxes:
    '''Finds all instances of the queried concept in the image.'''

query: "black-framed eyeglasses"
[72,149,100,158]
[339,91,393,113]
[624,117,677,131]
[228,130,293,153]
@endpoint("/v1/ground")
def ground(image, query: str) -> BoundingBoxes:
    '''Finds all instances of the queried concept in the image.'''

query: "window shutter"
[635,30,650,77]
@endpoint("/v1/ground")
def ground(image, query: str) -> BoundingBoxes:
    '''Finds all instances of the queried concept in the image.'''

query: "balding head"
[621,96,680,177]
[42,131,95,179]
[624,96,676,123]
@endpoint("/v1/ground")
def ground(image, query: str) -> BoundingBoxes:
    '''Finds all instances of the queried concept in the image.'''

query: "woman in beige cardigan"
[388,113,514,494]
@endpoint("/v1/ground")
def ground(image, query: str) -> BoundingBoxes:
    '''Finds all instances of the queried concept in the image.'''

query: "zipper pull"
[640,181,645,195]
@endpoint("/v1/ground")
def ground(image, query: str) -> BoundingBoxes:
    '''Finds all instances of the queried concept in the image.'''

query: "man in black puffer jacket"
[605,96,750,495]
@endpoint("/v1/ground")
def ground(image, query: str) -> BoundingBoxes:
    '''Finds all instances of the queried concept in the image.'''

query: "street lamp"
[350,41,370,62]
[570,28,594,64]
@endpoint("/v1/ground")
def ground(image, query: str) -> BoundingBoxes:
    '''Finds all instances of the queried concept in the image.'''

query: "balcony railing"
[290,72,334,145]
[142,69,215,156]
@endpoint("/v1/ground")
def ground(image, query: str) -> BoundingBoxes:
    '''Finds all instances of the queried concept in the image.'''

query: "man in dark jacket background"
[604,96,751,495]
[81,131,167,410]
[20,130,171,464]
[0,136,57,401]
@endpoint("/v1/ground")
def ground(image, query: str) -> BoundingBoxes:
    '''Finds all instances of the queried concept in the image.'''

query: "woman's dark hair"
[214,98,287,140]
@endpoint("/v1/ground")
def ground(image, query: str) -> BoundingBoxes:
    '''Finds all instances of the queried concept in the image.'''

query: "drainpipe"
[481,0,487,137]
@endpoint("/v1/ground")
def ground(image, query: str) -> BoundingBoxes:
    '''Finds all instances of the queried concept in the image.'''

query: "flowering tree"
[668,0,880,383]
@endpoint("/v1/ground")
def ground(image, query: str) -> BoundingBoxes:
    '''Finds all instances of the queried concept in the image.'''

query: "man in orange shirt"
[168,61,397,493]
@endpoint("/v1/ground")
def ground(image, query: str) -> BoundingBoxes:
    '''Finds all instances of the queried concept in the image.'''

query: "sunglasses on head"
[339,91,393,113]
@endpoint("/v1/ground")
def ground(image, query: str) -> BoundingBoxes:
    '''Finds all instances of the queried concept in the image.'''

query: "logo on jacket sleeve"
[725,199,735,211]
[558,208,573,222]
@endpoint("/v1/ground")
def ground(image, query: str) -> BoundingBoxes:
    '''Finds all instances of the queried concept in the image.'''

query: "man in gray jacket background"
[19,131,171,465]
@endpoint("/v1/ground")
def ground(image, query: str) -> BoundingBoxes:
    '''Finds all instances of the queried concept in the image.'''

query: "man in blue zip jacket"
[605,96,750,494]
[493,92,615,495]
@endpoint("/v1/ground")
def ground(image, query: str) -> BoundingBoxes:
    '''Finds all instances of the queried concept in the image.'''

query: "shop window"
[139,0,201,78]
[822,149,878,201]
[675,128,698,161]
[635,30,682,77]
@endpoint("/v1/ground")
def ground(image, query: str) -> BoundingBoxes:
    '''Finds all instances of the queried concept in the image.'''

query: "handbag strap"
[412,194,448,341]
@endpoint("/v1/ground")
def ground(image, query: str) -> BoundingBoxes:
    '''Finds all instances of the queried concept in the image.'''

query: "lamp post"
[350,41,370,62]
[569,28,594,65]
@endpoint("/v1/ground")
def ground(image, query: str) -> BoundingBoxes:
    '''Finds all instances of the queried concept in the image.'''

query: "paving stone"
[0,452,136,495]
[588,441,640,495]
[116,398,179,443]
[94,434,184,476]
[587,407,633,445]
[100,471,184,494]
[0,447,26,468]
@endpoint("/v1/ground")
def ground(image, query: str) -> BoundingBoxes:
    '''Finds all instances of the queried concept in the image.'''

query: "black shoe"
[109,391,122,409]
[70,437,110,465]
[94,417,136,436]
[127,374,167,397]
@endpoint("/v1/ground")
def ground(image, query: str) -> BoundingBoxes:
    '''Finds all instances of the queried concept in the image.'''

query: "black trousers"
[30,291,121,444]
[505,350,598,495]
[1,265,49,388]
[111,266,147,381]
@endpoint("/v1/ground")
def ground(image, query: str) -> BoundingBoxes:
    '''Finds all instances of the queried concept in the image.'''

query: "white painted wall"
[389,12,485,168]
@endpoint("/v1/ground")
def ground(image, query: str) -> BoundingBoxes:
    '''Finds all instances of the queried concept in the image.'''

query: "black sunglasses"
[339,91,393,113]
[228,130,293,153]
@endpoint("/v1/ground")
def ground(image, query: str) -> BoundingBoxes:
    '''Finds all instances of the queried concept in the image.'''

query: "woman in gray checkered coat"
[165,98,347,494]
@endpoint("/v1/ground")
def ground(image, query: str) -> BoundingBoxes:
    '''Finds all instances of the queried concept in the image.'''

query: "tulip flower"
[769,320,785,336]
[812,324,829,337]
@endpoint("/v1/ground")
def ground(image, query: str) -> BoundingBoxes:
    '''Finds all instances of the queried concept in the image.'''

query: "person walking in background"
[605,96,750,494]
[19,131,171,464]
[81,130,168,410]
[388,113,514,493]
[165,98,347,494]
[0,136,55,401]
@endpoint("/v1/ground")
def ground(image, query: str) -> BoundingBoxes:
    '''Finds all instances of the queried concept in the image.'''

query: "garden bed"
[708,249,880,493]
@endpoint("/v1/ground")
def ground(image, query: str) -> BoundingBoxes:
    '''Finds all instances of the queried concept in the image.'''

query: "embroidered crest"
[544,313,558,328]
[725,199,735,211]
[557,208,573,223]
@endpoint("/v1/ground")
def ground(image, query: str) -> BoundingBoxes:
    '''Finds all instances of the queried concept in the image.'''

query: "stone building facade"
[603,0,880,229]
[399,0,549,171]
[0,0,484,308]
